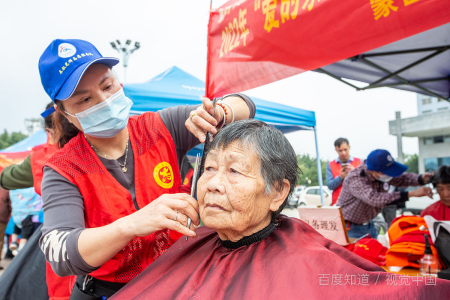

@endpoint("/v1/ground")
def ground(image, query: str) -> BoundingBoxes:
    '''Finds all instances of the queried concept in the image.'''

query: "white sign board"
[298,206,349,245]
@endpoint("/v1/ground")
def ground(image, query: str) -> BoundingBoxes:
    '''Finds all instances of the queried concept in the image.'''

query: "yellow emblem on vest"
[153,162,174,189]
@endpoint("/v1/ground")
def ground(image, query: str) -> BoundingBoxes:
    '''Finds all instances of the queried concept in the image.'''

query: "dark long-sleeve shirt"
[336,164,424,224]
[39,96,256,277]
[0,155,34,190]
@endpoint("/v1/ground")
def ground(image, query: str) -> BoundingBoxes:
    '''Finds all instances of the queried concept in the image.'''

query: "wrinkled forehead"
[209,139,252,156]
[208,140,259,166]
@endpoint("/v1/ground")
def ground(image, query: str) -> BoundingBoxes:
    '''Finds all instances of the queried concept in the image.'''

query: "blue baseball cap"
[39,39,119,117]
[366,149,408,177]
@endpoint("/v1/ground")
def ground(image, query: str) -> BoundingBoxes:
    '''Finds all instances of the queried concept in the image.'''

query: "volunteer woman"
[38,39,255,299]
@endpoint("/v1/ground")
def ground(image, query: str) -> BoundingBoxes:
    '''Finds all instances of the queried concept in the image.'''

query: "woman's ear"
[55,103,74,125]
[269,179,290,212]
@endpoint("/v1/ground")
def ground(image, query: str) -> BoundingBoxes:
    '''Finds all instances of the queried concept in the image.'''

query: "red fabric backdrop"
[206,0,450,98]
[0,151,30,173]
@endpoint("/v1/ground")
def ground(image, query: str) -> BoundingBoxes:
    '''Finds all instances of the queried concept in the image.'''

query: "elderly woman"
[113,120,450,299]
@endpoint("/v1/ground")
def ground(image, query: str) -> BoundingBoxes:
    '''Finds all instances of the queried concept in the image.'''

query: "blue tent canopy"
[0,130,47,153]
[124,66,316,133]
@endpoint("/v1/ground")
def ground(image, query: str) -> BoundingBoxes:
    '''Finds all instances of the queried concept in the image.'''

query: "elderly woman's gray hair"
[208,119,300,219]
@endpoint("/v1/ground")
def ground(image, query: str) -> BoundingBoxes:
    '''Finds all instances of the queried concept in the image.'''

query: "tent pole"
[364,50,446,87]
[361,45,450,57]
[363,76,450,89]
[314,126,325,206]
[316,68,360,90]
[359,57,449,102]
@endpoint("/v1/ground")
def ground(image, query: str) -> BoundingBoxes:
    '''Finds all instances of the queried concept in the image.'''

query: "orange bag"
[386,216,442,269]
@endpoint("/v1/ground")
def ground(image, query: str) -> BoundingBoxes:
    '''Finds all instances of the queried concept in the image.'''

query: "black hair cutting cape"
[112,215,450,300]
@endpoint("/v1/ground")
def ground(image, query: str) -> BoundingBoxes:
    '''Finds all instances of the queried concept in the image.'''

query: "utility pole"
[395,111,404,163]
[110,40,141,83]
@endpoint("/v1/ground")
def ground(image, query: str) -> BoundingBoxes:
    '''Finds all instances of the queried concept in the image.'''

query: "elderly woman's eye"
[230,168,240,174]
[205,166,214,172]
[104,84,112,91]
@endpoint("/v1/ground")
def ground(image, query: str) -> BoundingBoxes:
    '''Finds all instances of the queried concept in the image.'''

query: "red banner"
[206,0,450,98]
[0,151,30,172]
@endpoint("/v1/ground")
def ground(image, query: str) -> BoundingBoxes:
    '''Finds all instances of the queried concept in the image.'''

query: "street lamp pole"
[110,39,140,83]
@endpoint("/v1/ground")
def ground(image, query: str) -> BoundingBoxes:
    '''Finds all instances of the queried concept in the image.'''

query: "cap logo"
[387,155,393,162]
[58,43,77,58]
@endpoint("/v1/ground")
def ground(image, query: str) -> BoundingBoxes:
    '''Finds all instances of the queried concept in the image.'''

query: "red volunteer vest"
[30,142,58,195]
[329,158,361,205]
[31,141,74,300]
[180,168,194,194]
[46,112,183,283]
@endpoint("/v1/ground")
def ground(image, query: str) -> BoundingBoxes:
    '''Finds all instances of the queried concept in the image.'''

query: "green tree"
[0,130,28,150]
[297,154,329,187]
[404,153,419,174]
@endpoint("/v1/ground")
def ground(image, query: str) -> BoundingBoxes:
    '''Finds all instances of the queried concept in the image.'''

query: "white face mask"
[377,175,393,183]
[65,89,133,138]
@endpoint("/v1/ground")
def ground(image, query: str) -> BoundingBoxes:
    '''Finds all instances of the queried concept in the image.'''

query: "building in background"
[389,94,450,173]
[24,118,44,135]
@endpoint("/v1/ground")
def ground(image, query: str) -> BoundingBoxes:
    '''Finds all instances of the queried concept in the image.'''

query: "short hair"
[432,165,450,188]
[334,138,349,148]
[44,102,54,130]
[207,119,300,220]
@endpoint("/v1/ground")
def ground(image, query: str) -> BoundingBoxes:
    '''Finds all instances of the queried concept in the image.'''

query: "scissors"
[186,98,219,240]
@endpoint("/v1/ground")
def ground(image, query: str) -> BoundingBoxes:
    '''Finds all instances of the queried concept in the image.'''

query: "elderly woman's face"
[197,141,283,241]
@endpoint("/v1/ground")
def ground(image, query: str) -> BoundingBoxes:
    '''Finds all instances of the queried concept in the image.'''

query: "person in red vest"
[37,39,255,299]
[421,165,450,220]
[0,102,75,300]
[326,138,361,205]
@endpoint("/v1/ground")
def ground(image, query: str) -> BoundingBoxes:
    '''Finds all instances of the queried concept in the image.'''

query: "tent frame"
[317,44,450,102]
[290,125,324,205]
[314,126,325,206]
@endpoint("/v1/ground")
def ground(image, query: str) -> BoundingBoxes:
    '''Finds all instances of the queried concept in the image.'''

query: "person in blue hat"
[336,149,433,239]
[37,39,256,299]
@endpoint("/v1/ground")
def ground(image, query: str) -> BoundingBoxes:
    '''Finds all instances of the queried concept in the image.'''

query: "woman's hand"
[78,193,200,268]
[186,97,223,143]
[120,193,200,238]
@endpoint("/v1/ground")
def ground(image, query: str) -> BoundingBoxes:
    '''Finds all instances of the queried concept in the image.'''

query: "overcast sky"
[0,0,419,161]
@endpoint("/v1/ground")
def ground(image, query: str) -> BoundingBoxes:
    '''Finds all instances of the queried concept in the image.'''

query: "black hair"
[54,100,81,149]
[208,119,300,221]
[44,102,54,130]
[432,165,450,188]
[334,138,349,148]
